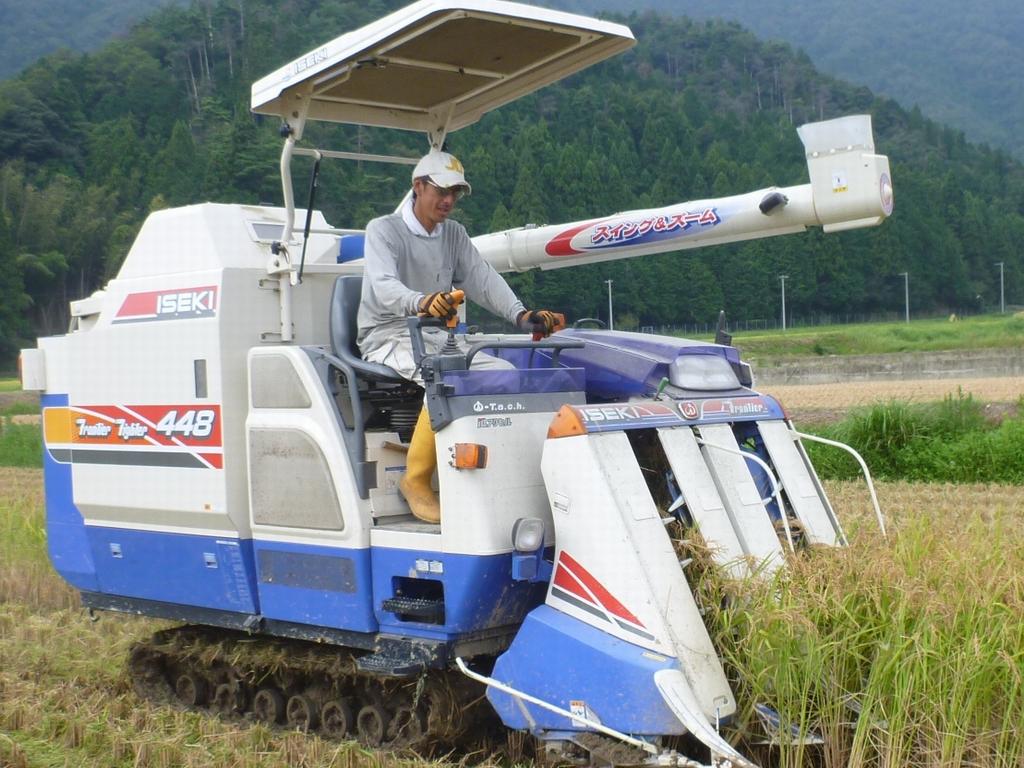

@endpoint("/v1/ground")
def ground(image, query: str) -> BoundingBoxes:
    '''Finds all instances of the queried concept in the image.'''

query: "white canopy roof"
[250,0,634,136]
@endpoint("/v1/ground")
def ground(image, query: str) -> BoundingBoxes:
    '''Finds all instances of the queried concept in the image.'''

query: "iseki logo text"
[114,286,218,324]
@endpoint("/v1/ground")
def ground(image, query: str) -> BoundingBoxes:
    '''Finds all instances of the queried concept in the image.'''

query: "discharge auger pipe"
[473,115,892,275]
[474,184,815,273]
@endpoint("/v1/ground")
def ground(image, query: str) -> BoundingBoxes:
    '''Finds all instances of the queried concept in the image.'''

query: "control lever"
[417,289,465,354]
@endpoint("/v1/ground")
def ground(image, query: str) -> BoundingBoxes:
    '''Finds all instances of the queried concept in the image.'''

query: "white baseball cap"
[412,150,471,195]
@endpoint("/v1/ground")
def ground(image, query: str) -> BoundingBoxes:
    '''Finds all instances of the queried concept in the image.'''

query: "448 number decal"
[155,409,216,438]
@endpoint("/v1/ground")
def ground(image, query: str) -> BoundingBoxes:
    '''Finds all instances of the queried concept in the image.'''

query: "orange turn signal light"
[546,404,588,439]
[449,442,488,469]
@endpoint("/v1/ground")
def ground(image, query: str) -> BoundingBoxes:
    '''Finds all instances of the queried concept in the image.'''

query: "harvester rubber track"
[572,732,652,767]
[127,626,494,753]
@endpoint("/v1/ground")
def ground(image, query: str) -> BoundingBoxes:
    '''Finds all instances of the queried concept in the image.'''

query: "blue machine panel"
[488,605,684,736]
[42,393,99,592]
[86,527,258,614]
[258,549,357,592]
[371,547,545,641]
[254,540,377,633]
[338,233,365,263]
[442,367,585,395]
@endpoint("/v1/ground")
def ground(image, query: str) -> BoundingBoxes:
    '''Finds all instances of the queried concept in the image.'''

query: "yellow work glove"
[418,290,460,320]
[518,309,565,339]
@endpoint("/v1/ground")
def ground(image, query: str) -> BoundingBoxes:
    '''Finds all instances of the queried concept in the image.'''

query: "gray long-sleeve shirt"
[357,209,526,357]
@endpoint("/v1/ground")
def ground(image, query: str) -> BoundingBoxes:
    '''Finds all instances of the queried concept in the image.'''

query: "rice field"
[712,481,1024,768]
[3,365,1024,767]
[725,313,1024,358]
[0,485,436,768]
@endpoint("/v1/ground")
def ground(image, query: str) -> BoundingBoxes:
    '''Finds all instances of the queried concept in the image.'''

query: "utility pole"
[779,275,788,331]
[899,272,909,323]
[605,279,614,331]
[995,261,1005,314]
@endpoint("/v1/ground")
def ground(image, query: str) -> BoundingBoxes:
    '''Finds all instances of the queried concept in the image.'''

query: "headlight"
[669,354,741,391]
[511,517,545,552]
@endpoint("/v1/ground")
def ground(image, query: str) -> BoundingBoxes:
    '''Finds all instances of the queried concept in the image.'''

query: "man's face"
[412,178,463,231]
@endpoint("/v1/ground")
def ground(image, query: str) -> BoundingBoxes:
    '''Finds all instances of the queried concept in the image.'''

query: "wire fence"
[635,308,1002,337]
[465,304,1018,336]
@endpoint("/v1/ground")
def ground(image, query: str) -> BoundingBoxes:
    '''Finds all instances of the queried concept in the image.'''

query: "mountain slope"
[0,0,1022,368]
[562,0,1024,158]
[0,0,186,80]
[6,0,1022,160]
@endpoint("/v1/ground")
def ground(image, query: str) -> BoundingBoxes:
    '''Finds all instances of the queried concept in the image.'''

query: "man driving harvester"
[357,149,562,523]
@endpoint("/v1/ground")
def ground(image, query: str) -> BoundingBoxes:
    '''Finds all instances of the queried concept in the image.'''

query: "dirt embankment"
[765,377,1021,425]
[749,349,1023,424]
[751,348,1024,386]
[0,390,37,409]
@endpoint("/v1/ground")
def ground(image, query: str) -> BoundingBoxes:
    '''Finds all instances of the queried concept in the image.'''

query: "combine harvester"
[20,1,892,765]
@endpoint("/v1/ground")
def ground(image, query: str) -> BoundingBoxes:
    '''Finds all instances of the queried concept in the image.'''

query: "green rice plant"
[0,418,42,467]
[1,400,39,417]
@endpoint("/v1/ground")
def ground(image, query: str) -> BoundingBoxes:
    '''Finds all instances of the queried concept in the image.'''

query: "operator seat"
[329,275,406,383]
[327,275,418,500]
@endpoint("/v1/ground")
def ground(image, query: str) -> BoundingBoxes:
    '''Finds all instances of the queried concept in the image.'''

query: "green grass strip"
[0,419,43,468]
[805,391,1024,484]
[721,313,1024,358]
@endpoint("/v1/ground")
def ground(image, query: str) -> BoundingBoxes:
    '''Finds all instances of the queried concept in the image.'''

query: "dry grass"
[0,468,77,610]
[0,466,42,505]
[0,608,468,768]
[716,479,1024,768]
[823,478,1024,531]
[766,376,1022,411]
[0,469,497,768]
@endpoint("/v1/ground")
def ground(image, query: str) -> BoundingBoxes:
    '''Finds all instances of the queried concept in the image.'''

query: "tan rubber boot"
[399,405,441,523]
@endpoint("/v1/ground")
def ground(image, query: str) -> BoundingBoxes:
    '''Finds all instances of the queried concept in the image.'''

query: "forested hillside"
[565,0,1024,159]
[7,0,1021,161]
[0,0,183,79]
[1,0,1023,368]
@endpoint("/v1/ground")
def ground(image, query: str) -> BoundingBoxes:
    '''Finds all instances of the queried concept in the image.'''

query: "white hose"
[789,430,886,539]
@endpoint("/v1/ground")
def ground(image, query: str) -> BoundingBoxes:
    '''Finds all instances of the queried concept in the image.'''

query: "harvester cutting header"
[21,1,892,766]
